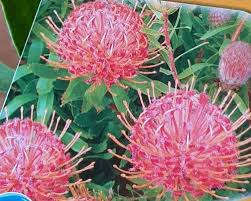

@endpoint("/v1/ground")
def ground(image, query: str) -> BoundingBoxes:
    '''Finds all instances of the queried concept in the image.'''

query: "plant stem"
[163,12,180,86]
[231,14,248,42]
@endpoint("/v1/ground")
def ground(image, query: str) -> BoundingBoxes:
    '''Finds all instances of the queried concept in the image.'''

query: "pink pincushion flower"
[0,117,94,201]
[208,8,232,27]
[44,0,148,87]
[129,90,237,198]
[109,84,251,200]
[219,41,251,89]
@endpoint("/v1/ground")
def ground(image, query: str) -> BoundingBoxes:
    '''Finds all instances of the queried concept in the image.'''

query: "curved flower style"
[208,8,232,27]
[59,184,105,201]
[108,81,251,200]
[41,0,165,88]
[0,107,94,201]
[219,41,251,89]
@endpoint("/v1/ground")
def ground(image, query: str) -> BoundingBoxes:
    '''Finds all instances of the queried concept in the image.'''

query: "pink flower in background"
[219,41,251,89]
[44,0,148,87]
[0,117,94,201]
[208,8,232,27]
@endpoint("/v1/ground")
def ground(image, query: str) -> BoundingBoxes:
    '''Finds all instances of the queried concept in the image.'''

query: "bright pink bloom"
[219,41,251,89]
[208,8,232,27]
[0,118,87,201]
[108,87,250,200]
[52,0,148,87]
[128,90,238,199]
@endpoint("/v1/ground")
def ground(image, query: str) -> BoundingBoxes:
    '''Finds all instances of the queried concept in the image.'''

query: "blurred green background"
[0,0,41,54]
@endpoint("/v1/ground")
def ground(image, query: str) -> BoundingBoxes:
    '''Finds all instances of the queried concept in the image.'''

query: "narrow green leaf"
[0,63,14,92]
[233,91,248,115]
[200,24,236,40]
[122,75,167,96]
[36,78,54,95]
[23,79,38,94]
[110,85,130,113]
[32,22,56,41]
[31,63,69,79]
[160,68,172,76]
[61,0,69,18]
[36,91,54,123]
[180,7,193,29]
[27,39,44,63]
[0,94,37,119]
[174,42,209,62]
[13,64,32,82]
[178,63,216,79]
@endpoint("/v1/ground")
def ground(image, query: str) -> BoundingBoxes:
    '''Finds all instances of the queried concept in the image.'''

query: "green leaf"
[232,85,249,117]
[13,64,32,82]
[31,63,69,79]
[180,7,193,29]
[0,0,41,54]
[0,94,37,119]
[200,24,236,40]
[62,78,89,105]
[219,39,231,55]
[174,42,209,62]
[36,78,54,95]
[122,75,167,96]
[148,34,162,49]
[36,91,54,123]
[90,140,108,154]
[81,95,94,113]
[61,0,69,18]
[160,68,172,76]
[74,108,97,128]
[32,22,56,41]
[178,63,216,80]
[23,79,38,94]
[84,83,107,111]
[0,63,14,92]
[60,132,88,153]
[142,27,162,36]
[27,39,44,63]
[233,91,248,115]
[110,85,130,113]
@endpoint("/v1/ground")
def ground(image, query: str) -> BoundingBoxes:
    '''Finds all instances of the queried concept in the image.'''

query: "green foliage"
[1,1,251,200]
[0,63,14,92]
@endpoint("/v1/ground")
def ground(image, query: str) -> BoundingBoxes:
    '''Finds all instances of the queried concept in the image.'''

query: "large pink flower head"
[219,41,251,89]
[208,8,232,27]
[108,82,251,200]
[0,108,94,201]
[42,0,149,87]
